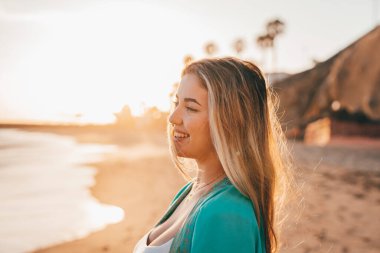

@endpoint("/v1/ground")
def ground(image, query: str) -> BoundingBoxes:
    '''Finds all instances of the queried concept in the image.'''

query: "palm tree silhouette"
[266,19,285,38]
[204,42,218,56]
[183,55,193,66]
[256,34,273,70]
[256,18,285,72]
[232,38,245,56]
[266,19,285,72]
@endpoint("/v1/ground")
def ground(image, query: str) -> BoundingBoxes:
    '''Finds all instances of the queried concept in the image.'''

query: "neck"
[195,150,226,186]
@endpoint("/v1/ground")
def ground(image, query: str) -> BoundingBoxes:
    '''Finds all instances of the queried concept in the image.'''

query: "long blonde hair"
[167,57,293,253]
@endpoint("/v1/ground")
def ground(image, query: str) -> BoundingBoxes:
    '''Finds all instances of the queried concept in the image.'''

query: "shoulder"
[195,184,259,231]
[190,184,265,253]
[201,183,257,221]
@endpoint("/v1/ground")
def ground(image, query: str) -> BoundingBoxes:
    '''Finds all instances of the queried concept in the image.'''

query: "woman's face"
[169,73,214,160]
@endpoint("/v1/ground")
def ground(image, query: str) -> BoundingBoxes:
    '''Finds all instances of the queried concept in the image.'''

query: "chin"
[175,149,193,159]
[176,150,190,158]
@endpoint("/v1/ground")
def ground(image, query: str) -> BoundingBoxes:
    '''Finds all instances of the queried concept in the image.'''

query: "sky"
[0,0,378,124]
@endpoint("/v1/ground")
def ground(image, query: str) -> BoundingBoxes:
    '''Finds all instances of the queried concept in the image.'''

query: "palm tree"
[256,34,273,70]
[256,18,285,72]
[266,19,285,38]
[266,19,285,72]
[232,38,245,56]
[183,55,193,66]
[204,42,218,56]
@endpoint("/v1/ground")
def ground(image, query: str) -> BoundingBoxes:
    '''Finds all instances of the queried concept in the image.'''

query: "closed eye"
[186,107,197,112]
[172,101,198,112]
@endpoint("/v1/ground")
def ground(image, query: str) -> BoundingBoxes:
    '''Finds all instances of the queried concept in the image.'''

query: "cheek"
[188,118,212,143]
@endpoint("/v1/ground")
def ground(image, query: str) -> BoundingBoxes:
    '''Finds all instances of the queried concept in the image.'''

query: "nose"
[168,107,182,126]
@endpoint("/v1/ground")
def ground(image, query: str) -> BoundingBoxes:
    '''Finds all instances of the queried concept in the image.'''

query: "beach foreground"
[17,126,379,253]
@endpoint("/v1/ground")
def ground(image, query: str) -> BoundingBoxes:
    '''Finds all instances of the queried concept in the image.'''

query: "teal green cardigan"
[152,177,266,253]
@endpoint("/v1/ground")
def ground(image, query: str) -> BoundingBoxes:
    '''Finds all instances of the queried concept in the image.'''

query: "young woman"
[133,57,292,253]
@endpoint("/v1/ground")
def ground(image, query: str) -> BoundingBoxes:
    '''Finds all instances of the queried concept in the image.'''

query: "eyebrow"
[175,94,202,106]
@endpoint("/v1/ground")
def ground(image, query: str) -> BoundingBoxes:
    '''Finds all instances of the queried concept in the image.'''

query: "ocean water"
[0,129,124,253]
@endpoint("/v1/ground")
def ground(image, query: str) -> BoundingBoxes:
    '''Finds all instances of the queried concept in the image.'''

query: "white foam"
[0,129,124,253]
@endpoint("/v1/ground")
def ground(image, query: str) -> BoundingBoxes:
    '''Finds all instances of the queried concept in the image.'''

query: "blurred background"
[0,0,379,252]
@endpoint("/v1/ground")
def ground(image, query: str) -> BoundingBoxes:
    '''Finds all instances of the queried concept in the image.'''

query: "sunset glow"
[0,0,377,124]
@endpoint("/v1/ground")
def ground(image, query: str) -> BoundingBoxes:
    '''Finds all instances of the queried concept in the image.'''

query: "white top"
[133,229,174,253]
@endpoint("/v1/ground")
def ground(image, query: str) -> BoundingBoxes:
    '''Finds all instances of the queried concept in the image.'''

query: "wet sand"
[11,125,379,253]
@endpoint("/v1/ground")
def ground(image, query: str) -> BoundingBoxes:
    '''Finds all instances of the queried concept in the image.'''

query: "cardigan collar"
[155,176,231,227]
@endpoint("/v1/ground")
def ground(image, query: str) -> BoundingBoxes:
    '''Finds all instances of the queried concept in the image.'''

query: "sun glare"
[0,1,192,124]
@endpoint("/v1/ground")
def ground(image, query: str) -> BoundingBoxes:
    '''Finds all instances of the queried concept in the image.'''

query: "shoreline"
[22,127,186,253]
[2,126,379,253]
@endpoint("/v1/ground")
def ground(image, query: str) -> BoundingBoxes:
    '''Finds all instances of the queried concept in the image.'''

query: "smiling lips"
[173,131,190,141]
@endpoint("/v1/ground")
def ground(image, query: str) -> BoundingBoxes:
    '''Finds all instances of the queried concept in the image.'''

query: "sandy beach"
[7,126,378,253]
